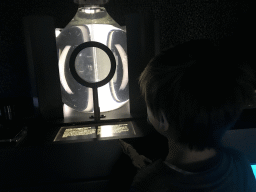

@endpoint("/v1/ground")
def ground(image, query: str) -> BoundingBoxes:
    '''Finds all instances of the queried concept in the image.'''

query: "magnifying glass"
[69,41,116,138]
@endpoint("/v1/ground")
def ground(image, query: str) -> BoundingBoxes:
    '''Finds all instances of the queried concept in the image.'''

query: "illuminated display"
[62,127,95,138]
[97,124,129,137]
[56,6,129,113]
[54,122,135,142]
[62,124,129,138]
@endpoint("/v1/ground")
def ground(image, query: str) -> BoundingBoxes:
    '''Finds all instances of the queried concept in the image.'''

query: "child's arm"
[119,139,152,169]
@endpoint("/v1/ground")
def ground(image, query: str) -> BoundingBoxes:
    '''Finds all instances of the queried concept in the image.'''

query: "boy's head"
[139,39,256,152]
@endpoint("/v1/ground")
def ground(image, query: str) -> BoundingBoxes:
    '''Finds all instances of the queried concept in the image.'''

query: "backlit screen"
[252,165,256,179]
[54,121,135,142]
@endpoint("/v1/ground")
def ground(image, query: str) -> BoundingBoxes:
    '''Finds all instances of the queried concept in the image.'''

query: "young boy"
[120,39,256,191]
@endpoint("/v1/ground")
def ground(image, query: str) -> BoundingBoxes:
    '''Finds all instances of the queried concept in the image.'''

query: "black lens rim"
[69,41,116,88]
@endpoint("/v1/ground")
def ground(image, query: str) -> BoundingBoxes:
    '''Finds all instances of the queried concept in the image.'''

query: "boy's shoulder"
[131,147,255,191]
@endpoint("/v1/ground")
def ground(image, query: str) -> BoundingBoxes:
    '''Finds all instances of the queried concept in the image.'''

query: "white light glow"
[98,83,124,112]
[63,104,73,118]
[88,24,127,112]
[83,8,101,14]
[115,44,128,90]
[59,46,74,94]
[55,28,62,37]
[87,24,115,47]
[84,88,94,112]
[109,44,128,102]
[57,24,128,113]
[100,125,114,137]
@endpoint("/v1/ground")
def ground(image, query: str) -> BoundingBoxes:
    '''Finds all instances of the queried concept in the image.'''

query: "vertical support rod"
[93,87,101,139]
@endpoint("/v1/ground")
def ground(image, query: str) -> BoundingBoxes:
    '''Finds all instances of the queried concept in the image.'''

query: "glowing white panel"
[58,46,74,94]
[56,24,129,112]
[115,44,128,90]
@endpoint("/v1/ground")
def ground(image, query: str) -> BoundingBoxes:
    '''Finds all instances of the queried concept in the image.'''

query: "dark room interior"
[0,0,255,191]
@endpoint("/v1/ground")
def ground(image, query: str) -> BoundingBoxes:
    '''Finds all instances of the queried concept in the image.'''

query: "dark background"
[0,1,255,190]
[0,0,254,113]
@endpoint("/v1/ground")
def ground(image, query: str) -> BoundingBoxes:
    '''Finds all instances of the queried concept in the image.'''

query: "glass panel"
[56,6,130,113]
[53,122,136,141]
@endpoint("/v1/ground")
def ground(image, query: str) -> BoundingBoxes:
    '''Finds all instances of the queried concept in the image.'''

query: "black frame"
[69,41,116,88]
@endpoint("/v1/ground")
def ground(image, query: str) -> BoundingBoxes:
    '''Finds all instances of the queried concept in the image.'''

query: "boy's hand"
[131,155,153,169]
[119,139,152,169]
